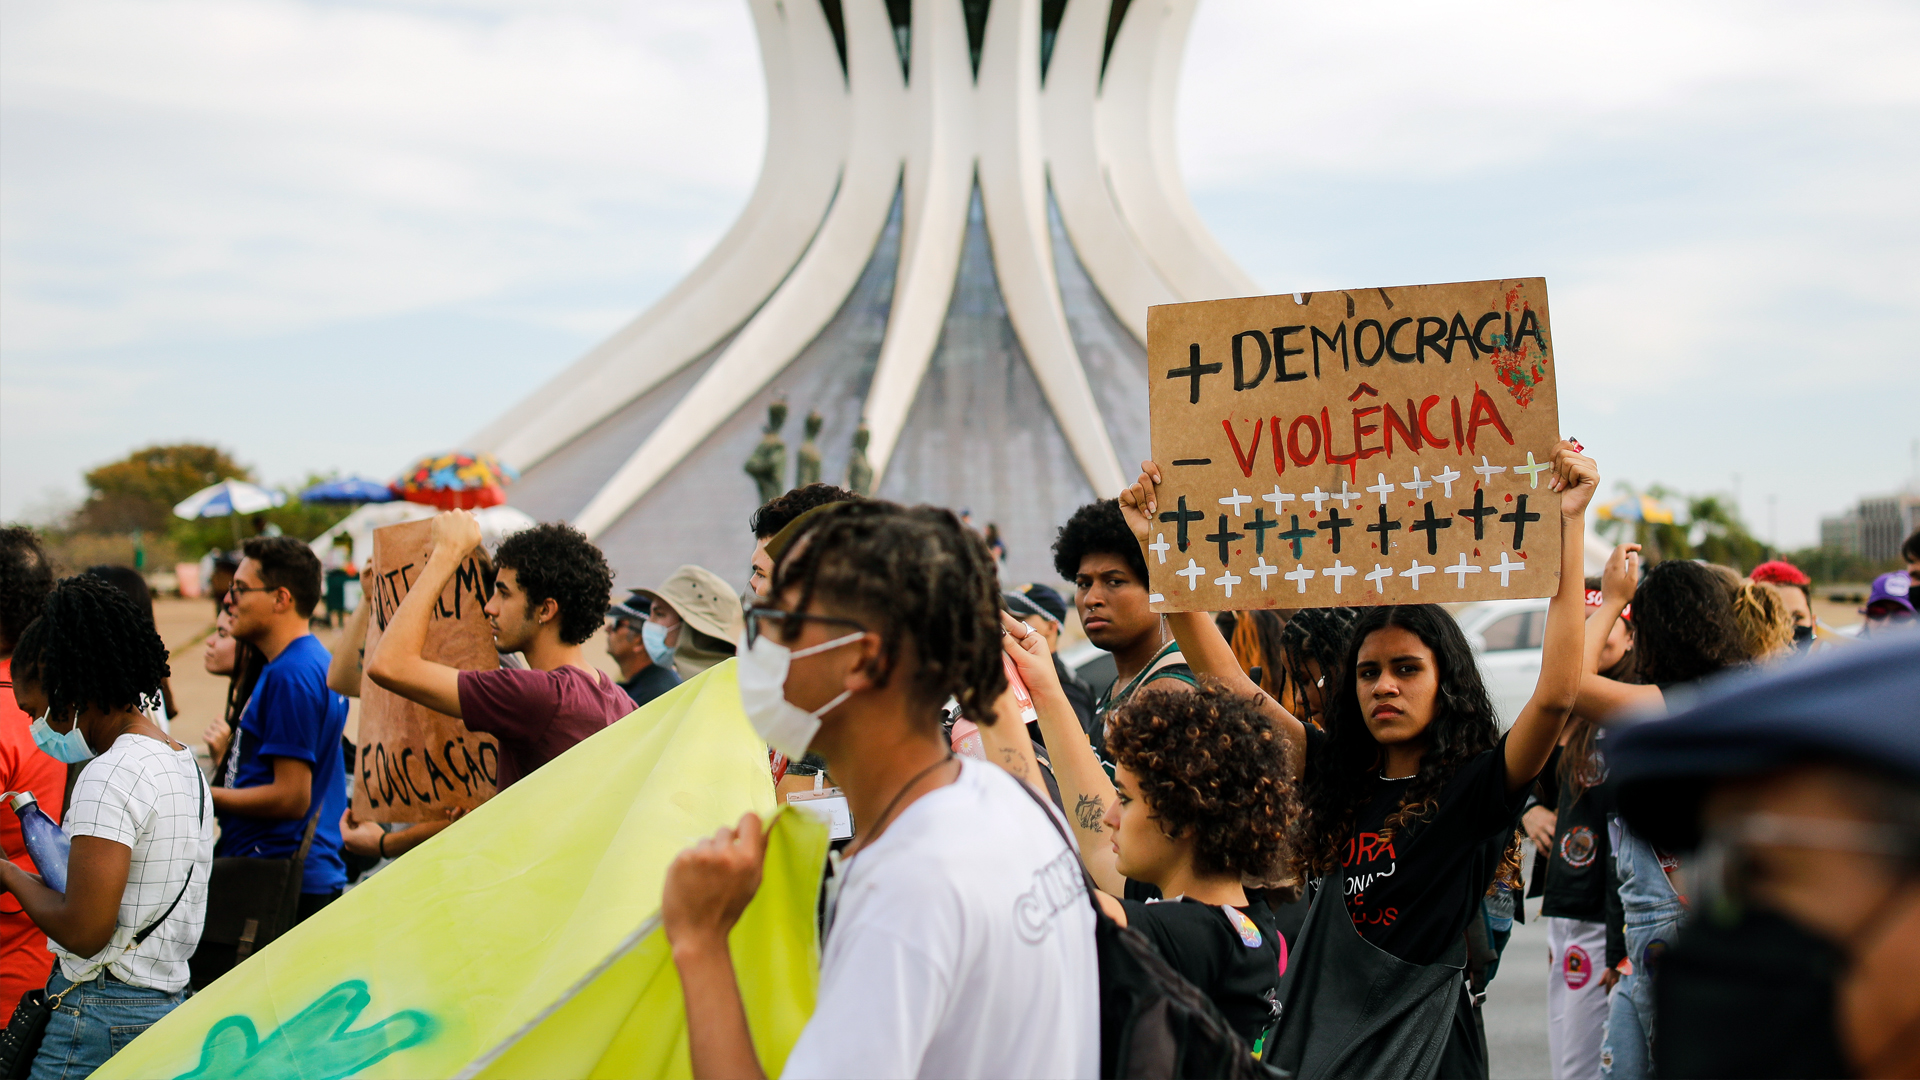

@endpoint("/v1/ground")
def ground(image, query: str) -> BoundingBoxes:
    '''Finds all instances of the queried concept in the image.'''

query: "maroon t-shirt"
[457,665,634,789]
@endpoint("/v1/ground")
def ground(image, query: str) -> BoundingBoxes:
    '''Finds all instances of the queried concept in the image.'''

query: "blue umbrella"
[173,479,286,519]
[300,476,395,504]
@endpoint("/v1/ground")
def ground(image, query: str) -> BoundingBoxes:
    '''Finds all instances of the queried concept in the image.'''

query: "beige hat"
[635,565,744,645]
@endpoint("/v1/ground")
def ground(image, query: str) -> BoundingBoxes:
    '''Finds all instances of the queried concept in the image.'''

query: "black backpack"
[1014,780,1288,1080]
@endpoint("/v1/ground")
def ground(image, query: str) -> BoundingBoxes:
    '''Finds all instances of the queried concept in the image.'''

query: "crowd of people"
[0,456,1916,1078]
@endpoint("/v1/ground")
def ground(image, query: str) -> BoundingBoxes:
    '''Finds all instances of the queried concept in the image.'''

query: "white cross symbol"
[1490,552,1525,586]
[1400,559,1436,590]
[1434,467,1462,498]
[1332,481,1362,510]
[1303,486,1333,513]
[1250,557,1279,589]
[1445,554,1482,588]
[1284,563,1316,593]
[1472,456,1506,483]
[1176,559,1206,590]
[1262,486,1295,514]
[1366,563,1394,593]
[1148,593,1165,604]
[1219,489,1252,517]
[1148,533,1171,564]
[1323,559,1357,594]
[1514,452,1551,488]
[1366,472,1396,500]
[1401,468,1433,499]
[1214,571,1243,597]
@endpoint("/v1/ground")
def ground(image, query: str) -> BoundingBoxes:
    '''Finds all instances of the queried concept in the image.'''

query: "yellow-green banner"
[99,660,826,1080]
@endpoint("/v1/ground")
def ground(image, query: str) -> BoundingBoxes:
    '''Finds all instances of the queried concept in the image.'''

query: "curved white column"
[1038,0,1175,344]
[977,0,1126,497]
[473,0,849,470]
[573,0,906,538]
[862,0,977,479]
[1098,0,1258,302]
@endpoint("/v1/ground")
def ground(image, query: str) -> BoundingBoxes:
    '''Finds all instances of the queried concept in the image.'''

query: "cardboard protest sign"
[354,518,501,822]
[1146,278,1561,612]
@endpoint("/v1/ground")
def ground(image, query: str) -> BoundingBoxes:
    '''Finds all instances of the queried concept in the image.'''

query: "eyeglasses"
[742,603,866,649]
[226,581,284,602]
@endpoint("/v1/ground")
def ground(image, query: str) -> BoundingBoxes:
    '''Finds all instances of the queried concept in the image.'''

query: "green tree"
[75,444,253,534]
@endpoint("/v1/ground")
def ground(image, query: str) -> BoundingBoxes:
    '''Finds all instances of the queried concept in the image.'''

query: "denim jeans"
[27,969,189,1080]
[1600,820,1686,1080]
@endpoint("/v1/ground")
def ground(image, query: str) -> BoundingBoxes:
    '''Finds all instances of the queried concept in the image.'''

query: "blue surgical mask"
[31,712,95,764]
[642,621,676,667]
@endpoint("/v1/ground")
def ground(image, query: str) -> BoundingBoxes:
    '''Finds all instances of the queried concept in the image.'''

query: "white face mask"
[736,629,865,759]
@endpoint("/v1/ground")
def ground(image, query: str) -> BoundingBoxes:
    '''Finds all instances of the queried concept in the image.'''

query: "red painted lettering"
[1287,415,1321,467]
[1450,396,1466,455]
[1270,416,1287,475]
[1380,401,1418,457]
[1352,405,1386,461]
[1322,407,1359,473]
[1417,394,1450,448]
[1466,386,1516,451]
[1222,417,1263,478]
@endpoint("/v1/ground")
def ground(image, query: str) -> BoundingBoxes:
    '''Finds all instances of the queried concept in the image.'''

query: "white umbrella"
[173,478,286,520]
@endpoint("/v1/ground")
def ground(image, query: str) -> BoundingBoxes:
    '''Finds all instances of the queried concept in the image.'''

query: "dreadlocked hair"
[1224,610,1289,700]
[11,574,170,724]
[1106,678,1298,879]
[1297,604,1503,879]
[218,638,268,779]
[1280,606,1359,729]
[1631,559,1749,686]
[772,501,1007,724]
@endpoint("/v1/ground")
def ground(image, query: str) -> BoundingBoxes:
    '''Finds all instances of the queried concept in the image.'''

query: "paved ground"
[1486,894,1553,1080]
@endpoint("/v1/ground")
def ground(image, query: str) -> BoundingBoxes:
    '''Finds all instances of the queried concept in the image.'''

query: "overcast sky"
[3,0,1916,547]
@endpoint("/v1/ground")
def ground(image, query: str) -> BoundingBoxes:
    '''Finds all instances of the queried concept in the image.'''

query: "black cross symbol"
[1501,494,1541,550]
[1408,501,1453,555]
[1166,343,1223,405]
[1246,509,1277,554]
[1457,488,1498,540]
[1317,508,1354,554]
[1205,515,1244,566]
[1366,505,1403,551]
[1277,514,1316,559]
[1158,495,1204,552]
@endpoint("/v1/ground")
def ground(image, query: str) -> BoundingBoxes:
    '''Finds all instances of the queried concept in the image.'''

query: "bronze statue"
[795,411,824,488]
[744,400,789,504]
[846,423,873,496]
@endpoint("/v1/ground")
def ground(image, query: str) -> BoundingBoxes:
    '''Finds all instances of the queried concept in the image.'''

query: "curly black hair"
[1631,559,1748,687]
[1106,678,1297,879]
[750,483,860,540]
[12,575,170,723]
[1298,604,1502,878]
[493,523,614,646]
[241,536,323,617]
[1280,607,1359,726]
[1052,499,1147,585]
[0,525,56,653]
[772,500,1007,724]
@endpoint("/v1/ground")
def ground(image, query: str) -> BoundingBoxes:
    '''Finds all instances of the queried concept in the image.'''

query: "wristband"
[377,832,388,859]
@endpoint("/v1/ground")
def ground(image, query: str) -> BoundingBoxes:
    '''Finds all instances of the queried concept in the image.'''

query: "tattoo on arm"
[998,747,1031,778]
[1074,794,1105,833]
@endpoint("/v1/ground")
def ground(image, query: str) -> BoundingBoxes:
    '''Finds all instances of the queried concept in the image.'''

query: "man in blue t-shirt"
[211,537,350,923]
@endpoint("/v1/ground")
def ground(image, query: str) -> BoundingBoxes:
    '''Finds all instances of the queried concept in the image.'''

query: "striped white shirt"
[54,734,213,992]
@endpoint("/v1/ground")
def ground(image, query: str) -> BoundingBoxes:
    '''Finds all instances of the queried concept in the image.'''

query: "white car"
[1452,598,1552,730]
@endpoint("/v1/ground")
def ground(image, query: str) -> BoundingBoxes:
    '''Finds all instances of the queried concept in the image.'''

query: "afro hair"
[1051,499,1147,585]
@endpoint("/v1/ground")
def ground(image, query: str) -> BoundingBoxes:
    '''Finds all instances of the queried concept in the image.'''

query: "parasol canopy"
[299,476,396,504]
[1596,493,1676,525]
[173,479,286,520]
[392,451,518,510]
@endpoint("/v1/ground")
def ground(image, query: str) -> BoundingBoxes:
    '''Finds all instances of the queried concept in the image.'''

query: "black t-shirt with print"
[1303,725,1528,965]
[1120,896,1282,1046]
[1534,740,1613,924]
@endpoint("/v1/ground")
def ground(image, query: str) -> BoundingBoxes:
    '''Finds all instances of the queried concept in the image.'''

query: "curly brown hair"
[1105,678,1297,879]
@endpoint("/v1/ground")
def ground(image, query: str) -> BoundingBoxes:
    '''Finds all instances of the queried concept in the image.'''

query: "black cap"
[1608,631,1920,852]
[1013,582,1069,625]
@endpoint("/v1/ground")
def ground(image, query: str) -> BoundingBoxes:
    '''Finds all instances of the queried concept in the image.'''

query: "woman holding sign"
[1115,439,1598,1080]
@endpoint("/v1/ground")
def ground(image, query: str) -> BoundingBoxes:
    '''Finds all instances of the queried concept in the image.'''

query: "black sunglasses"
[742,602,866,649]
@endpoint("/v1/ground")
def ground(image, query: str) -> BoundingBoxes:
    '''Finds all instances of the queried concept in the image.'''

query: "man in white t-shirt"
[663,502,1099,1080]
